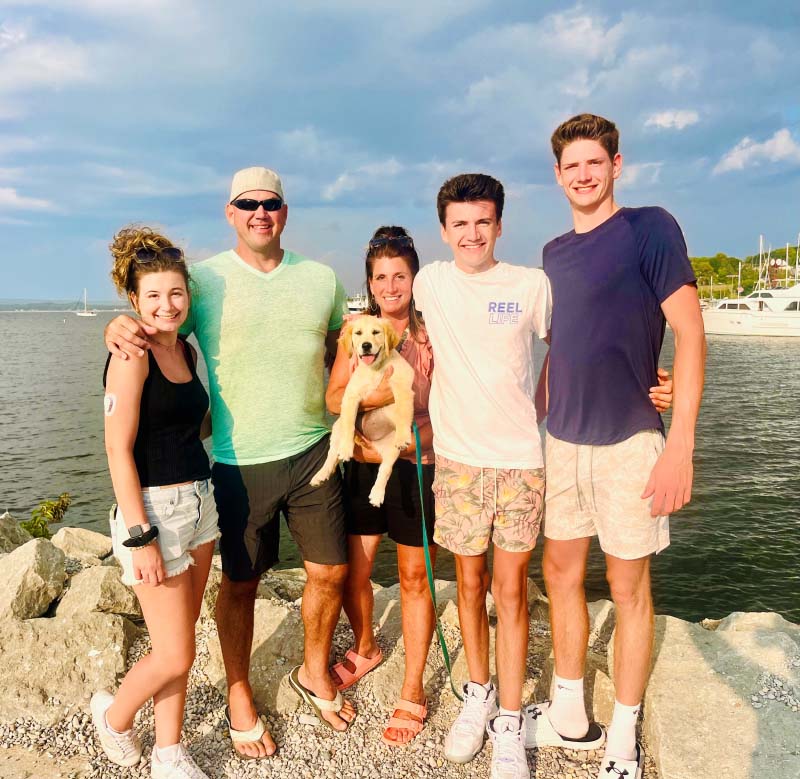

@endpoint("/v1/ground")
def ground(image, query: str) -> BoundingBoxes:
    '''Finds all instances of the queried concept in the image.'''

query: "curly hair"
[109,225,190,297]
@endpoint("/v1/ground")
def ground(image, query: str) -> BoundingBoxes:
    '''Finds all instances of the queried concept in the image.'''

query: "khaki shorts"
[432,454,545,556]
[544,429,669,560]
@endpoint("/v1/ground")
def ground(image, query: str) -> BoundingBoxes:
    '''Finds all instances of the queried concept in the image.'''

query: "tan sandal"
[380,698,427,747]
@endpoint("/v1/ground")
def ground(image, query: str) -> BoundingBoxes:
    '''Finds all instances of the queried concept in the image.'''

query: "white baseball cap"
[229,167,285,202]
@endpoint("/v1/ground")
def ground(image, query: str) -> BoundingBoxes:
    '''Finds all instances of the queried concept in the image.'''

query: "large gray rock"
[0,612,137,725]
[716,611,800,639]
[202,599,305,715]
[51,527,112,563]
[621,614,800,779]
[0,511,32,553]
[200,562,282,621]
[57,565,141,619]
[0,538,66,620]
[263,567,308,602]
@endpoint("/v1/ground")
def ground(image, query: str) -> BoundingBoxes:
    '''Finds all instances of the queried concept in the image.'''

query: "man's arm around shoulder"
[642,284,706,516]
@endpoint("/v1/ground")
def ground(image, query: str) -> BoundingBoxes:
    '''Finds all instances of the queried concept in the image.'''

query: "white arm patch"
[104,393,117,416]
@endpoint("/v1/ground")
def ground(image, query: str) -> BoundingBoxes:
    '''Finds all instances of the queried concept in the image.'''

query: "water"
[1,312,798,623]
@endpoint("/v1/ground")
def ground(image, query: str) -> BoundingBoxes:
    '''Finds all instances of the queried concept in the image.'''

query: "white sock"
[605,700,640,760]
[154,743,181,764]
[547,674,589,738]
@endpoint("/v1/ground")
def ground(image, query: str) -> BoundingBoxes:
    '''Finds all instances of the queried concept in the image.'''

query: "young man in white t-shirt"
[413,173,551,779]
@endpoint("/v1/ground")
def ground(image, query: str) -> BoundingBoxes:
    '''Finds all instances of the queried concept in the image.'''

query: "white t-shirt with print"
[413,260,551,469]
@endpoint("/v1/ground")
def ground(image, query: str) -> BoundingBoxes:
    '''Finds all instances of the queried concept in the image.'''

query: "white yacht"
[702,237,800,336]
[346,293,369,315]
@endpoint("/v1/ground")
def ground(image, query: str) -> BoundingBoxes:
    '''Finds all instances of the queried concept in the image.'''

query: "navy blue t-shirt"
[544,206,696,445]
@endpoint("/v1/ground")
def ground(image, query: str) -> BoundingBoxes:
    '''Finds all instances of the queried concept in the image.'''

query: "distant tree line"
[691,244,799,297]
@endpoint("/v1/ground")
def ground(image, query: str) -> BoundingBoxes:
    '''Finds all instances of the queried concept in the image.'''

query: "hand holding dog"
[361,366,395,410]
[353,433,383,463]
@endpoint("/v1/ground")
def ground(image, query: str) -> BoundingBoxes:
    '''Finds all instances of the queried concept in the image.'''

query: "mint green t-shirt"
[182,250,346,465]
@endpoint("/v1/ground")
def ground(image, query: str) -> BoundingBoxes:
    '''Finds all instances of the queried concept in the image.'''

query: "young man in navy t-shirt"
[524,114,706,779]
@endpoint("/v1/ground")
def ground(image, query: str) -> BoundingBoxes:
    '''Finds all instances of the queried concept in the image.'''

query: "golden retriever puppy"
[311,315,415,506]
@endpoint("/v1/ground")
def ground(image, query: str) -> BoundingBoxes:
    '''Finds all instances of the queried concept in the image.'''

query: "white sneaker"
[151,743,209,779]
[90,690,142,767]
[444,681,499,764]
[488,715,529,779]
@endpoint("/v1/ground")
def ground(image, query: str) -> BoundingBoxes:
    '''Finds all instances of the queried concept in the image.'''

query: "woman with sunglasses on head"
[325,226,436,747]
[92,226,218,779]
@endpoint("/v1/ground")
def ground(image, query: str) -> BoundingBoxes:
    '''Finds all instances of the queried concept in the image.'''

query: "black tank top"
[103,338,211,487]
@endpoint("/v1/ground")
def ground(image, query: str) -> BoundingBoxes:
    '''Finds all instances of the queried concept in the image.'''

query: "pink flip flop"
[331,648,383,691]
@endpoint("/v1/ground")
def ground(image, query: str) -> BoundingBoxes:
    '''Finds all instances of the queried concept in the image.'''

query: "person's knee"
[306,562,348,593]
[606,569,650,610]
[491,572,527,615]
[399,563,429,599]
[458,564,490,604]
[543,549,584,594]
[157,643,196,680]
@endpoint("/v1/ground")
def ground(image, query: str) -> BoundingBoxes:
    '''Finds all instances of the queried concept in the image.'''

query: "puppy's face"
[340,315,399,368]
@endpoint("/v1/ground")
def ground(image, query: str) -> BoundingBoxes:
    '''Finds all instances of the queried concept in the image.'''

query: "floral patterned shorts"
[432,454,545,556]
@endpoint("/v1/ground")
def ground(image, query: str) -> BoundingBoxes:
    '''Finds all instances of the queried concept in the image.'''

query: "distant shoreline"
[0,308,130,313]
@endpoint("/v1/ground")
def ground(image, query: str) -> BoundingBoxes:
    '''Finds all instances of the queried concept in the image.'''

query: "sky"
[0,0,798,300]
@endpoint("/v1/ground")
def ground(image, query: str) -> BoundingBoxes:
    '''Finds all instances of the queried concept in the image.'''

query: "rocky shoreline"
[0,511,798,779]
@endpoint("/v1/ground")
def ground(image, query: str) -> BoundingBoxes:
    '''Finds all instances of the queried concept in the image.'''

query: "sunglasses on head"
[134,246,184,263]
[368,235,414,250]
[230,197,284,212]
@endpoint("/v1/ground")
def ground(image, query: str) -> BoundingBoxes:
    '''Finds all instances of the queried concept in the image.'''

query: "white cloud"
[0,21,92,94]
[0,187,52,209]
[713,129,800,174]
[645,110,700,130]
[322,158,404,202]
[618,162,663,189]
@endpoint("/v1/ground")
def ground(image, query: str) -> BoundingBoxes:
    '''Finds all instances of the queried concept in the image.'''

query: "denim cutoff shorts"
[110,478,220,586]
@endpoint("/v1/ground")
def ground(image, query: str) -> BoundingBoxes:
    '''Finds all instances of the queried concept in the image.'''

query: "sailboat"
[75,288,97,317]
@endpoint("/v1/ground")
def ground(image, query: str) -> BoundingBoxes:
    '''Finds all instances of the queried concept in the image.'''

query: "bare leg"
[605,554,653,705]
[454,553,491,685]
[150,541,216,747]
[297,561,356,730]
[491,546,532,711]
[542,537,592,737]
[330,534,382,687]
[542,537,592,678]
[105,570,196,747]
[216,573,276,758]
[384,543,438,744]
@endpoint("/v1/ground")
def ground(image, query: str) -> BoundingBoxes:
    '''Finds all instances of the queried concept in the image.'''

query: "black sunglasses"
[368,235,415,250]
[230,197,284,212]
[134,246,184,263]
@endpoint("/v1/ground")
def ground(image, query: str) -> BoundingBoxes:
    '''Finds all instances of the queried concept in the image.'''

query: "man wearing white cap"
[105,167,355,757]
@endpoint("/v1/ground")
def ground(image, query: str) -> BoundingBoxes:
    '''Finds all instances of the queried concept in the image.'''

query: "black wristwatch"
[122,525,160,548]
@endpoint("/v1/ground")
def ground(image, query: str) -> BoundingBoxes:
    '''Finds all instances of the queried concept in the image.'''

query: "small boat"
[347,293,369,315]
[75,288,97,317]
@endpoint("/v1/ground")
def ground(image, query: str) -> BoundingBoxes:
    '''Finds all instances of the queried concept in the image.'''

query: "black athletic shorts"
[342,458,435,547]
[211,435,347,581]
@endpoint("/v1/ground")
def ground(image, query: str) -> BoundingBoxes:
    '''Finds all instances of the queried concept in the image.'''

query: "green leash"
[413,421,463,702]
